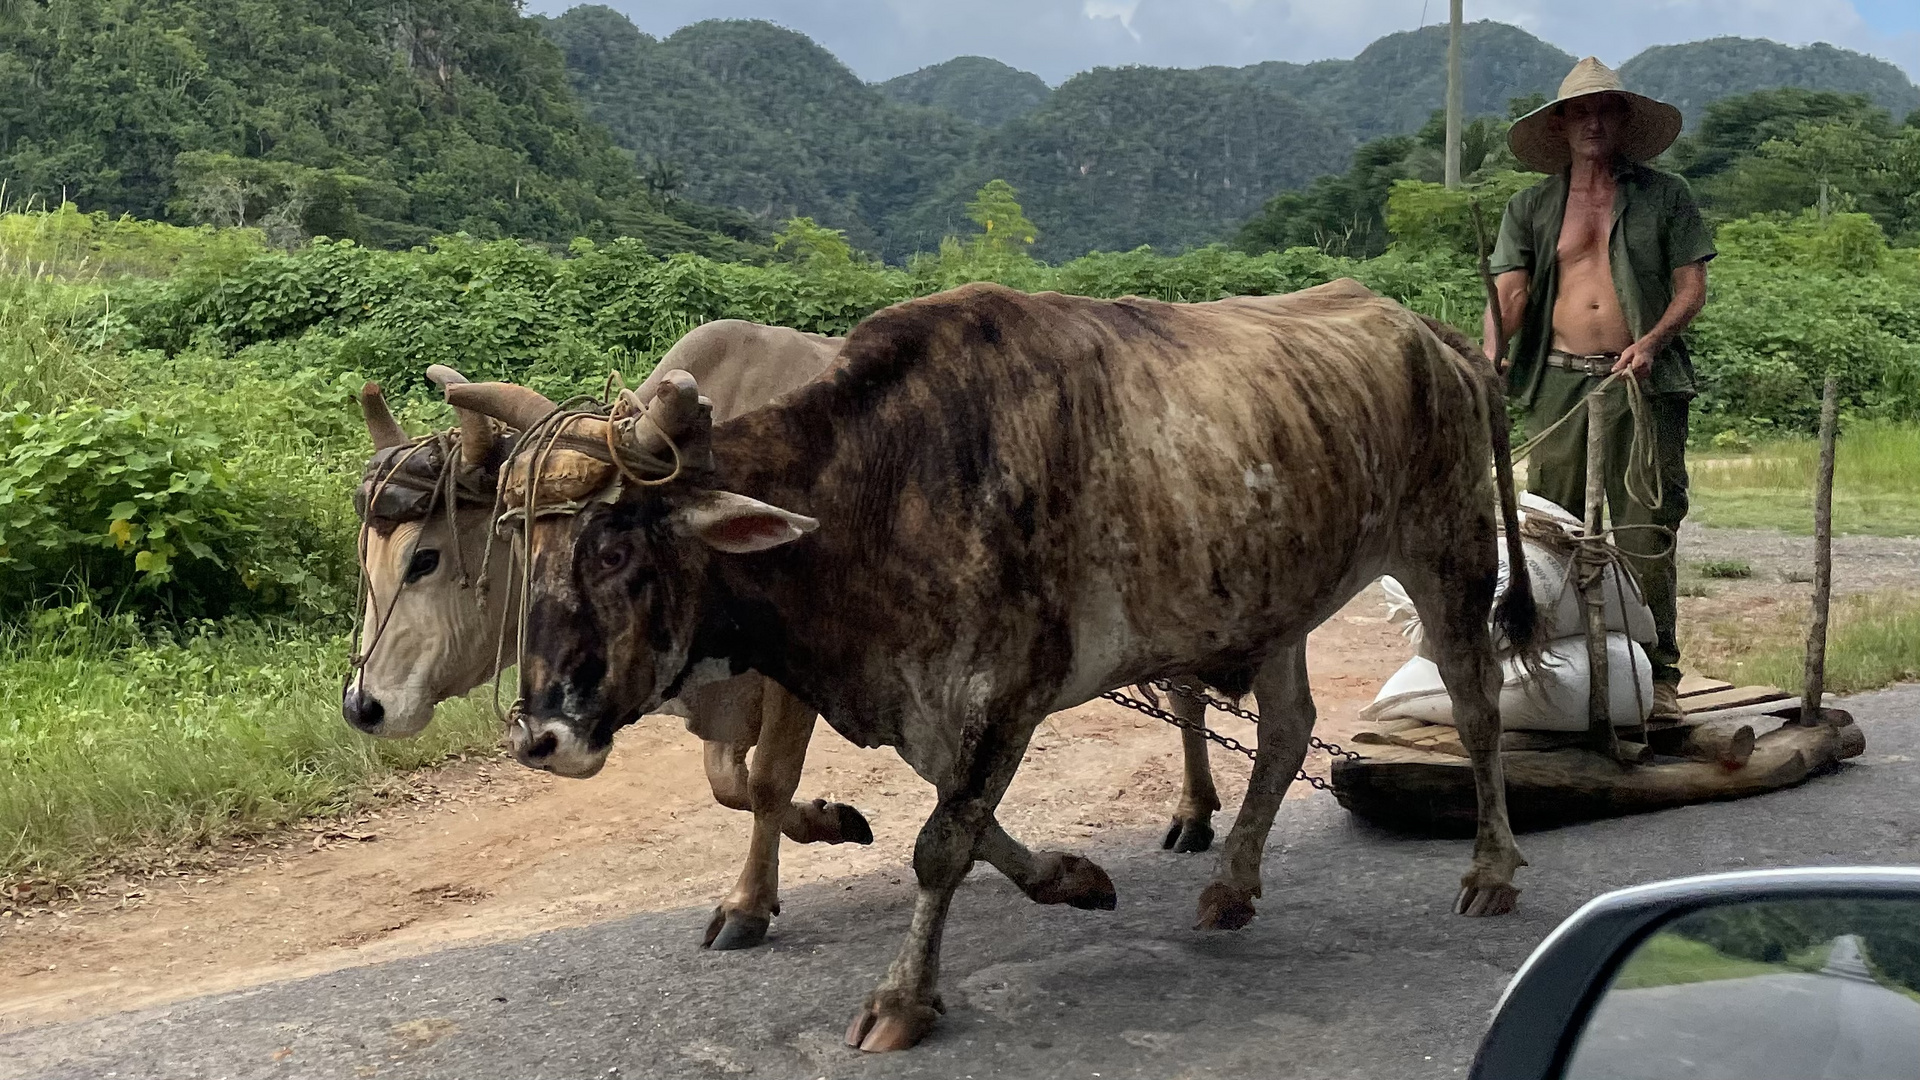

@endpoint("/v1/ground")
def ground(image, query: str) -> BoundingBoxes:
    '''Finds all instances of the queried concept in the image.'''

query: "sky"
[526,0,1920,86]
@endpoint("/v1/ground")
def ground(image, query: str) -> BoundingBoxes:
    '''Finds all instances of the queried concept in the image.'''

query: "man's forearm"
[1644,262,1708,347]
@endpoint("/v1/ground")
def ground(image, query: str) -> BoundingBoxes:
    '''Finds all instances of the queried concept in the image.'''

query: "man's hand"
[1613,333,1666,380]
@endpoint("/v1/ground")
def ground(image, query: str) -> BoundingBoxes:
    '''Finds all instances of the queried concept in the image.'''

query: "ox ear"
[673,491,818,554]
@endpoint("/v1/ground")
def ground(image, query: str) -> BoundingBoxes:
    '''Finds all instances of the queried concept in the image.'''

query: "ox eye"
[596,544,628,574]
[404,549,440,584]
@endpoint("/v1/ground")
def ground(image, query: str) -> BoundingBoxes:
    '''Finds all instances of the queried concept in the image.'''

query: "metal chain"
[1151,680,1363,763]
[1099,682,1348,793]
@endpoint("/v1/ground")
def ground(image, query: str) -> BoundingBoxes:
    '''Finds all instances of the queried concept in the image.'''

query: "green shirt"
[1490,161,1717,400]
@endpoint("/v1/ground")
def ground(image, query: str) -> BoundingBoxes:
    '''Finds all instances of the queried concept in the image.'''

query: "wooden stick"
[1802,374,1840,726]
[1581,390,1621,759]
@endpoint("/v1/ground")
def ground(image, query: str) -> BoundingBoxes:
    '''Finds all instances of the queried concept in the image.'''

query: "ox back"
[706,279,1498,769]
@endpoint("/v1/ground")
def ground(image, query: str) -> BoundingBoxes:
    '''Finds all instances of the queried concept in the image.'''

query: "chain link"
[1099,681,1351,793]
[1149,680,1363,763]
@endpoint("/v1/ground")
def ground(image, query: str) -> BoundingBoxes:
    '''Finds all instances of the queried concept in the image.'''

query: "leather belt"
[1546,350,1620,377]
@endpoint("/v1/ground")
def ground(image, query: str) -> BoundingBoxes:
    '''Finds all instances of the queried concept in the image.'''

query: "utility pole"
[1445,0,1464,188]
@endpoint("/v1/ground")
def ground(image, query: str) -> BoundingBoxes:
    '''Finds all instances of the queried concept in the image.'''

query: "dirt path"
[6,523,1916,1034]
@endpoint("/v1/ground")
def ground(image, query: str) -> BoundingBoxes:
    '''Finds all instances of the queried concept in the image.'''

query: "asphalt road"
[1565,935,1920,1080]
[7,686,1920,1080]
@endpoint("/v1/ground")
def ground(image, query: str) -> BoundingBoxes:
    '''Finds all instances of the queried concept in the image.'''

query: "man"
[1484,58,1715,720]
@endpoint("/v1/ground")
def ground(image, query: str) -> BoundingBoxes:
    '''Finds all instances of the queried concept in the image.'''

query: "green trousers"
[1522,368,1692,686]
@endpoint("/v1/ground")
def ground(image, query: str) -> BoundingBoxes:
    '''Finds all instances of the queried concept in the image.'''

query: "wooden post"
[1801,374,1840,726]
[1581,390,1620,758]
[1444,0,1464,189]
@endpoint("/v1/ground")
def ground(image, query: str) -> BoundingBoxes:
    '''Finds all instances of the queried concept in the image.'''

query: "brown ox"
[450,279,1538,1052]
[342,320,873,949]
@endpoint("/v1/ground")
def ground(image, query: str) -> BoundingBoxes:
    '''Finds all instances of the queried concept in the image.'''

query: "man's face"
[1560,95,1627,162]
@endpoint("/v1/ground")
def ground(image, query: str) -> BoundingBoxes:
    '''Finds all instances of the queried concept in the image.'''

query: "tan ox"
[451,279,1540,1052]
[342,320,872,949]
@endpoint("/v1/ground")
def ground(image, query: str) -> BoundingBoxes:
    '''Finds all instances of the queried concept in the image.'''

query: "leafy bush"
[0,400,252,618]
[1691,212,1920,438]
[0,362,360,623]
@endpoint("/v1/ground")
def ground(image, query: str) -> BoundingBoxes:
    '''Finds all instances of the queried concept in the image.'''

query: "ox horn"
[633,370,713,465]
[427,365,497,466]
[359,382,410,450]
[442,382,559,434]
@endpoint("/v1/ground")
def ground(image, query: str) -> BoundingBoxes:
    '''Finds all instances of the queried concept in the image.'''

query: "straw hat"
[1507,57,1683,173]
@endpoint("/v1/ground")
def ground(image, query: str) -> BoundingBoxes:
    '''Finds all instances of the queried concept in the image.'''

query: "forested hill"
[6,0,1916,261]
[545,8,1919,260]
[541,10,979,260]
[1229,21,1575,141]
[1621,38,1920,126]
[0,0,763,256]
[879,57,1053,127]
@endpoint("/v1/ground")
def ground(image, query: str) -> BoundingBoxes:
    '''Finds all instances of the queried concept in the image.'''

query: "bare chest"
[1555,187,1615,266]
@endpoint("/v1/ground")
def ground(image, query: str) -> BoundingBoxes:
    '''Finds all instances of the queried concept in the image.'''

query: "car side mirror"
[1470,868,1920,1080]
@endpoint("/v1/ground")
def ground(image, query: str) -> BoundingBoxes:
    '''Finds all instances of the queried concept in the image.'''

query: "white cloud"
[1083,0,1143,41]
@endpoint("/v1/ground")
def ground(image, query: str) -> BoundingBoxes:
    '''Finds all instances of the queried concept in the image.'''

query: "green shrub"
[0,363,361,623]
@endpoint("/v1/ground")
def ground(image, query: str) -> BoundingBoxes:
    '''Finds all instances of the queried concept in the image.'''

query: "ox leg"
[1196,643,1315,931]
[975,821,1117,910]
[1397,564,1525,917]
[845,712,1037,1053]
[773,684,873,849]
[1162,685,1219,854]
[705,686,874,951]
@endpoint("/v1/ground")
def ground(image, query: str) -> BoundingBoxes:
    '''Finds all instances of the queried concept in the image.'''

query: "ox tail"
[1418,316,1543,673]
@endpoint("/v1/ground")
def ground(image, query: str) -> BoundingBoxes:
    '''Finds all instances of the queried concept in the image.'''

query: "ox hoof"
[1161,816,1214,854]
[703,906,773,951]
[1025,853,1118,910]
[830,801,874,846]
[845,993,943,1053]
[1454,881,1521,918]
[1195,882,1257,931]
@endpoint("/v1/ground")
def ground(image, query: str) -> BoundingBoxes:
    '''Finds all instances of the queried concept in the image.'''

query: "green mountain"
[542,9,977,260]
[0,0,761,255]
[880,57,1053,128]
[1232,21,1575,141]
[1622,38,1920,127]
[942,66,1353,260]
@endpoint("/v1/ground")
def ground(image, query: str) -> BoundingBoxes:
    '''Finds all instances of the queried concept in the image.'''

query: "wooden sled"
[1330,675,1868,836]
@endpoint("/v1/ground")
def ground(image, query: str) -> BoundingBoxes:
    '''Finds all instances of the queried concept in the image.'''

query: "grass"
[1687,590,1920,694]
[0,615,503,888]
[1694,558,1753,580]
[1611,932,1790,989]
[1692,421,1920,536]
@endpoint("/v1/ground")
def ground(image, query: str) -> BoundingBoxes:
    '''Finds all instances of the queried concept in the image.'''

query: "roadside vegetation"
[3,84,1918,887]
[1610,931,1795,989]
[1692,421,1920,535]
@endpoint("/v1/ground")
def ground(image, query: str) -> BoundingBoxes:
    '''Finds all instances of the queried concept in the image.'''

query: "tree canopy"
[880,57,1052,128]
[0,0,764,255]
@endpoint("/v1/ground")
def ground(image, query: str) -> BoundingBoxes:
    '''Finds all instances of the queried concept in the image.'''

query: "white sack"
[1380,493,1655,656]
[1360,632,1655,732]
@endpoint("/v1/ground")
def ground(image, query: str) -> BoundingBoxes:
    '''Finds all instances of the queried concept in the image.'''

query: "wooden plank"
[1683,686,1792,714]
[1331,718,1866,835]
[1678,674,1737,698]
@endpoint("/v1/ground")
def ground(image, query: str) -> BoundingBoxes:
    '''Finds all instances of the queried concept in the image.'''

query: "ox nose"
[510,719,560,770]
[342,688,386,734]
